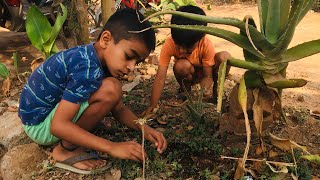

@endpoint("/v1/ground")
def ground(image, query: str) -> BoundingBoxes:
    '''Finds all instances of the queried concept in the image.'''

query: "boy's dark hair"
[98,8,156,52]
[171,5,207,48]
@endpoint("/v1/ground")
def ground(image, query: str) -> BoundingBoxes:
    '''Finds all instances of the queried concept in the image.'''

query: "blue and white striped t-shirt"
[19,43,105,125]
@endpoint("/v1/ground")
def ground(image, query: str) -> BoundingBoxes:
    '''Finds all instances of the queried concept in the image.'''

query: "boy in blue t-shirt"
[18,9,167,173]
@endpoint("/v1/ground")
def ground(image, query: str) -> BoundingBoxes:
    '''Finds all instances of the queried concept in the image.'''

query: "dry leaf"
[1,77,11,97]
[30,57,44,72]
[234,159,245,180]
[252,160,266,173]
[186,125,194,131]
[157,117,167,125]
[269,133,309,154]
[7,106,18,112]
[127,74,135,82]
[269,150,279,158]
[301,155,320,165]
[266,161,288,173]
[109,169,121,180]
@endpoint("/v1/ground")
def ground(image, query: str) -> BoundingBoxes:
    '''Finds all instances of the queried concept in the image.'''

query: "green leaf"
[25,5,52,54]
[257,0,268,35]
[265,0,281,44]
[228,58,269,71]
[43,3,67,57]
[267,0,305,59]
[144,10,274,53]
[0,63,10,79]
[301,155,320,165]
[217,60,227,112]
[268,78,307,89]
[240,16,262,63]
[281,39,320,63]
[280,0,290,34]
[152,24,265,59]
[244,70,264,88]
[175,0,196,6]
[238,76,247,112]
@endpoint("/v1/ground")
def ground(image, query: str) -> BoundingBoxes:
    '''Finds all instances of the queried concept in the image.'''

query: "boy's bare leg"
[52,77,122,170]
[212,51,231,99]
[173,59,195,92]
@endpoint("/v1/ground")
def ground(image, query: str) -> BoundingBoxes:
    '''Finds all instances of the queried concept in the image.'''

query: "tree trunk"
[73,0,90,45]
[101,0,115,25]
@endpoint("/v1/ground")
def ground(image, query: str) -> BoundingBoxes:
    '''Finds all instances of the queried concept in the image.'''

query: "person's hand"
[143,125,167,154]
[108,141,147,162]
[141,105,159,119]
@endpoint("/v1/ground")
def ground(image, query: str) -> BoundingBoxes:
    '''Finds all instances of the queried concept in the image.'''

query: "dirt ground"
[1,3,320,179]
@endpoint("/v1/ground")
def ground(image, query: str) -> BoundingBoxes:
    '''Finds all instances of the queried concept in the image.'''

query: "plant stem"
[221,156,294,166]
[142,124,145,180]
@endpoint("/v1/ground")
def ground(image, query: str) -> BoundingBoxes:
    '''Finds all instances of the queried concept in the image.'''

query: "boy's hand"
[141,105,159,118]
[144,125,167,154]
[108,141,147,162]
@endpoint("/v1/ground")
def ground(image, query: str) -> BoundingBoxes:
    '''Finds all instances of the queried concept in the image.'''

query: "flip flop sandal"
[53,151,112,175]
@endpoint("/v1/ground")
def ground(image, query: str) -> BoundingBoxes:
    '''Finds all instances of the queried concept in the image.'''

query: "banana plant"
[26,3,67,58]
[143,0,320,111]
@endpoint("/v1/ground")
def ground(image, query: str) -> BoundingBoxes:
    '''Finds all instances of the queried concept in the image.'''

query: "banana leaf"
[0,63,10,79]
[26,5,52,53]
[43,3,67,57]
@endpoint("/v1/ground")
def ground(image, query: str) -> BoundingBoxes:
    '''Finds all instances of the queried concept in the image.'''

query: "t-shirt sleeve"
[62,60,102,104]
[201,38,216,67]
[159,37,175,67]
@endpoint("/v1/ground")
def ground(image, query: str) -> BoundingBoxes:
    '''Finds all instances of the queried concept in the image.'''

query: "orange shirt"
[159,35,216,67]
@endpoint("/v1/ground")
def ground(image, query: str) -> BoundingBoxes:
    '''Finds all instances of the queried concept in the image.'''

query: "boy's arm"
[112,101,167,153]
[150,66,168,109]
[51,99,147,162]
[201,66,213,96]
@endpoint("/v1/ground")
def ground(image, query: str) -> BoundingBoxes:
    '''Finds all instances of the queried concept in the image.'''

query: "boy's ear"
[99,30,112,48]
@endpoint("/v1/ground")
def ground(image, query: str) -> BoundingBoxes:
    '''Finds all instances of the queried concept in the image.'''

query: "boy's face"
[98,31,150,78]
[175,42,198,56]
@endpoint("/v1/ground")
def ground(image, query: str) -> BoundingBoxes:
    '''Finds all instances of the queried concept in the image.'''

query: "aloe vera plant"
[144,0,320,110]
[143,0,320,176]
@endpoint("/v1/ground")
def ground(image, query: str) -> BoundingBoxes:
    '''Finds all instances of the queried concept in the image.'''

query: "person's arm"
[51,99,147,162]
[112,101,167,153]
[150,65,168,108]
[200,66,213,96]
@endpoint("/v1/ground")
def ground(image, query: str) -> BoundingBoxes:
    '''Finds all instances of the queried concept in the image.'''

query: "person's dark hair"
[171,5,207,48]
[98,8,156,52]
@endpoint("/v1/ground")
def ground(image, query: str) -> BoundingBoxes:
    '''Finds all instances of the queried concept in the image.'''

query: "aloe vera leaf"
[145,11,274,52]
[238,76,251,169]
[217,60,227,112]
[280,0,290,34]
[244,70,264,88]
[265,0,281,44]
[298,0,316,24]
[228,58,269,71]
[267,0,305,58]
[241,16,262,63]
[152,24,264,59]
[268,78,308,88]
[43,3,67,57]
[257,0,268,35]
[280,39,320,63]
